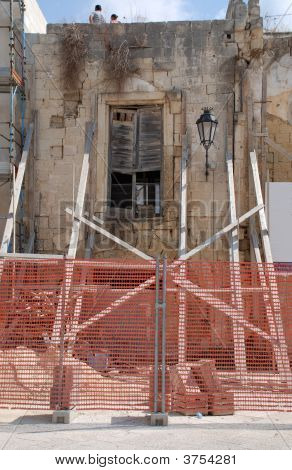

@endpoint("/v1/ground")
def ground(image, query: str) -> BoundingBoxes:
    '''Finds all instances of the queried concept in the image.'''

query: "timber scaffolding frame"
[0,0,27,253]
[1,146,292,421]
[52,139,291,419]
[0,121,292,420]
[0,69,290,421]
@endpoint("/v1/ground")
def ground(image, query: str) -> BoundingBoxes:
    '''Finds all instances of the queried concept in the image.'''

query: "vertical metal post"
[57,263,67,410]
[150,257,168,426]
[161,256,167,414]
[154,257,160,413]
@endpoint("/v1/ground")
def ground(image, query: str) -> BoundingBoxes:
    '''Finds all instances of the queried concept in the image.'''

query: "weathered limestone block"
[35,216,49,229]
[63,145,76,157]
[50,145,63,159]
[50,115,64,128]
[25,18,276,261]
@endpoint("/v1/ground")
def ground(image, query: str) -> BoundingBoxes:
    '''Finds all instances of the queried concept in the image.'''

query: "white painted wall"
[24,0,47,34]
[267,182,292,262]
[0,0,46,33]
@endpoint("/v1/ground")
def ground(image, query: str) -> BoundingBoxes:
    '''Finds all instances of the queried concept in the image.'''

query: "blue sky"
[37,0,292,27]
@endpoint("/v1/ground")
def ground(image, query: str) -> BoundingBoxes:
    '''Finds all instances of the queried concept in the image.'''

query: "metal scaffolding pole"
[0,0,26,252]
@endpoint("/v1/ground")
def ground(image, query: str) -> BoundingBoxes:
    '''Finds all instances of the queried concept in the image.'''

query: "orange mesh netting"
[0,259,157,411]
[167,261,292,414]
[0,258,292,414]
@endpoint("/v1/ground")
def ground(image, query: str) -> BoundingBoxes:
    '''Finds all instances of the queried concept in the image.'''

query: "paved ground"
[0,410,291,450]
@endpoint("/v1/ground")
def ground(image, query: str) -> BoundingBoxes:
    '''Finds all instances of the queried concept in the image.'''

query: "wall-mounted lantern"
[196,107,218,180]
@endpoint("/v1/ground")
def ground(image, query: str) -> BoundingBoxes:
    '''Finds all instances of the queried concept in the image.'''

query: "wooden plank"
[179,135,188,258]
[178,265,187,364]
[53,122,95,345]
[226,153,239,262]
[250,151,273,263]
[250,223,292,384]
[1,253,64,259]
[67,264,90,355]
[68,253,274,351]
[265,137,292,161]
[250,150,292,386]
[51,261,75,345]
[181,204,264,261]
[65,266,157,341]
[92,214,104,225]
[250,220,280,326]
[67,122,95,258]
[137,107,162,171]
[110,109,136,172]
[66,208,153,261]
[250,217,262,264]
[226,152,247,377]
[0,122,34,255]
[178,135,188,363]
[172,277,277,345]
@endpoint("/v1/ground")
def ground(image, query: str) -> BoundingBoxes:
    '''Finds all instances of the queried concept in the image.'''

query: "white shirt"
[91,11,106,24]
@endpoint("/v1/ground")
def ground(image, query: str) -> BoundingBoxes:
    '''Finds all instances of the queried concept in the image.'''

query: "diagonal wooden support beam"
[66,255,277,351]
[51,123,96,346]
[181,204,264,261]
[226,153,240,261]
[64,199,265,343]
[68,121,96,259]
[250,218,287,369]
[172,277,279,345]
[226,152,247,377]
[0,122,34,255]
[65,208,153,261]
[250,150,292,387]
[64,264,157,341]
[250,151,273,263]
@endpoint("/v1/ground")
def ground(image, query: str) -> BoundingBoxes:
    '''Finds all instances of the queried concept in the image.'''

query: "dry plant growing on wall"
[105,40,139,90]
[62,24,87,89]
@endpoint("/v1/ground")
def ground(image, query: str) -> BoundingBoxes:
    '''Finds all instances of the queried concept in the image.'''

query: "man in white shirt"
[89,5,106,24]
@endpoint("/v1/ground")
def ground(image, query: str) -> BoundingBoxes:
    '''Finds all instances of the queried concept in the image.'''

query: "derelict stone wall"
[25,19,292,261]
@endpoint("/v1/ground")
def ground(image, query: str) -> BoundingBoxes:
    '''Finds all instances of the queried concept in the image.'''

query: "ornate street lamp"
[196,107,218,180]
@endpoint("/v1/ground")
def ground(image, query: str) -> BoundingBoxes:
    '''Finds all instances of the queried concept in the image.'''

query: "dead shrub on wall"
[62,24,87,89]
[104,40,139,90]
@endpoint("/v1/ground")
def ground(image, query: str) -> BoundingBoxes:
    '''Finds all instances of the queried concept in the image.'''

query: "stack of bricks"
[208,391,234,416]
[170,363,208,415]
[191,360,234,416]
[170,360,234,416]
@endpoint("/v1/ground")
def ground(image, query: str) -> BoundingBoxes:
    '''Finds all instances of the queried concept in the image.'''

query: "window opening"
[109,106,163,218]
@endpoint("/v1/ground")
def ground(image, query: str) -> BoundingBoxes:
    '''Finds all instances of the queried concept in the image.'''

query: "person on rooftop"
[110,14,120,24]
[89,5,106,24]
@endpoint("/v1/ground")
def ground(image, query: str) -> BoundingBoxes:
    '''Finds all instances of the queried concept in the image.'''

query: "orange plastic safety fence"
[167,261,292,415]
[0,259,157,411]
[0,259,292,414]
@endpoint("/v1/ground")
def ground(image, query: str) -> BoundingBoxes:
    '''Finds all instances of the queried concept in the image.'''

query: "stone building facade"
[4,0,292,260]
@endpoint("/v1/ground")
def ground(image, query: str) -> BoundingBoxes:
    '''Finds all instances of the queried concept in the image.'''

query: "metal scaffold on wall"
[0,0,27,254]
